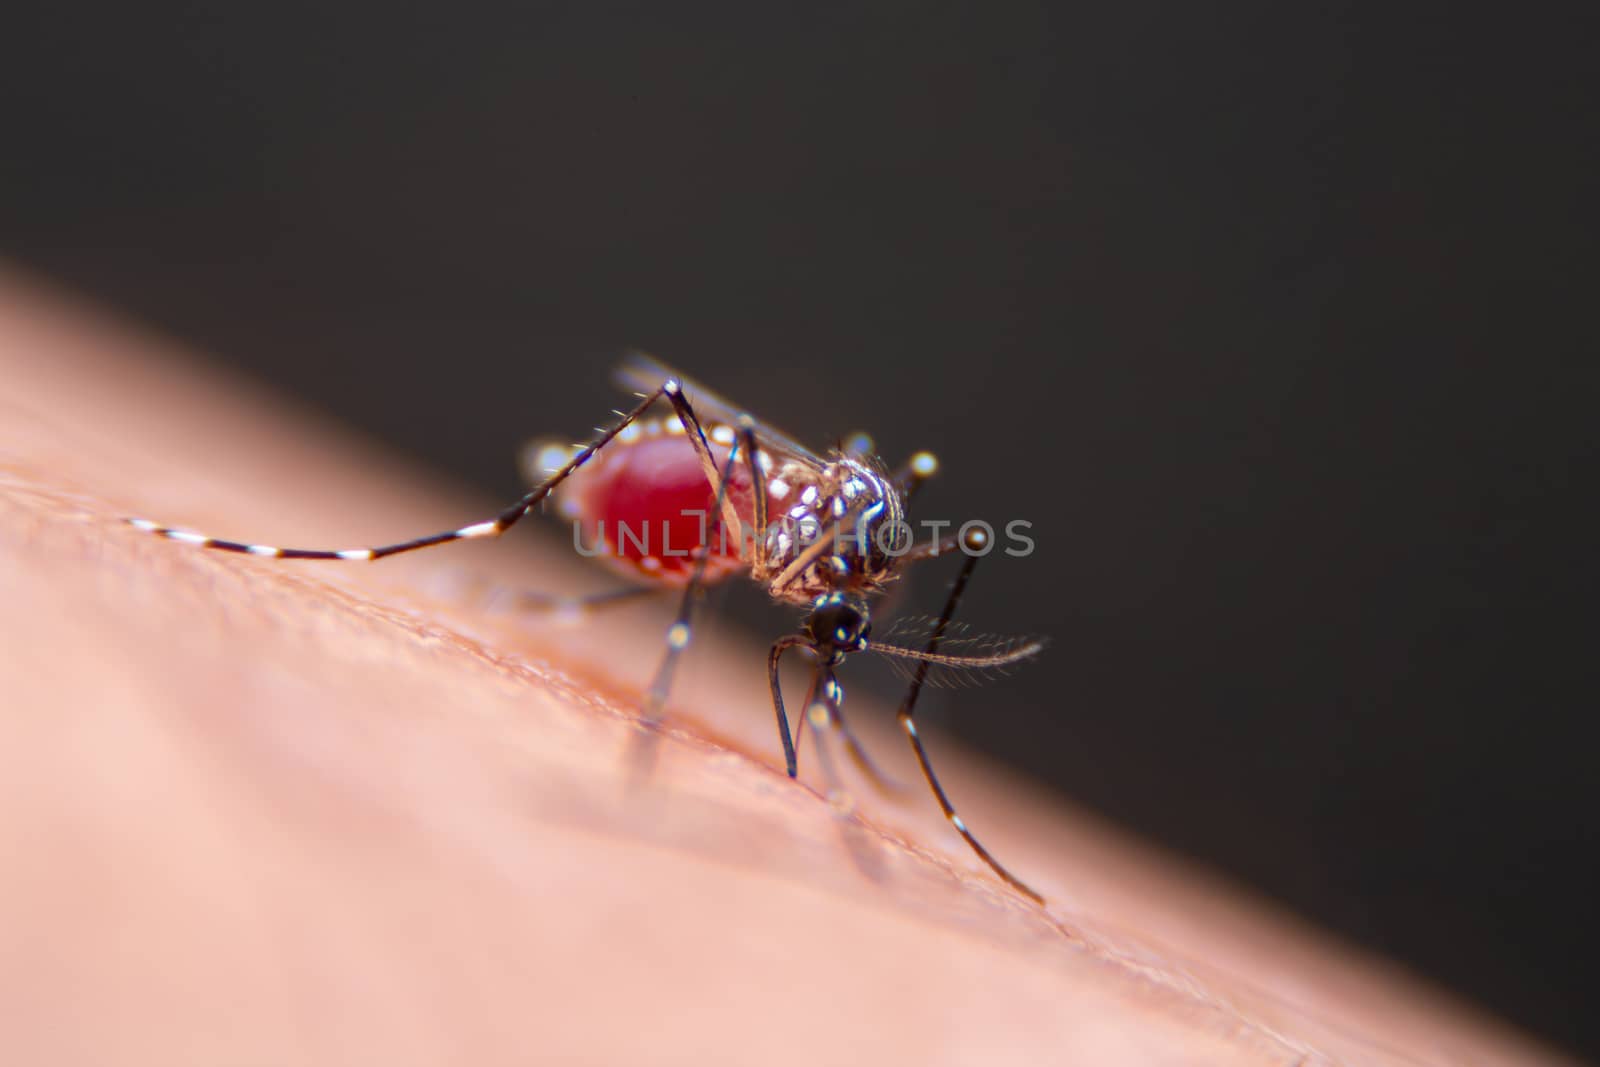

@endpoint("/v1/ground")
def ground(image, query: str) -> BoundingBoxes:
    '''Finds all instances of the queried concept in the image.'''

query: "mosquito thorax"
[763,456,907,601]
[805,592,871,657]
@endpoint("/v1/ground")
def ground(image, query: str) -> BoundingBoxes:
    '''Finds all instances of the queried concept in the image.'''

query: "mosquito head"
[805,592,871,660]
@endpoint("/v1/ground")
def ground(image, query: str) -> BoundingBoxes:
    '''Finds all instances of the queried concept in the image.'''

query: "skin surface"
[0,266,1575,1066]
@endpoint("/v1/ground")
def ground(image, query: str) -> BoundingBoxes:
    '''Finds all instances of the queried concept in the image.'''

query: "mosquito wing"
[614,351,826,470]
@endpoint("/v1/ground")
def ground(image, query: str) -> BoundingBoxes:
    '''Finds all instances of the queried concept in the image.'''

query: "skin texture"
[0,266,1576,1066]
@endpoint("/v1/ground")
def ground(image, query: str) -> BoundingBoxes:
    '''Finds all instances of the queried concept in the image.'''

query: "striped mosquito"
[127,352,1047,902]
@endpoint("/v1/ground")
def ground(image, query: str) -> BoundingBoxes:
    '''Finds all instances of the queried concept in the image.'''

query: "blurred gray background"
[3,3,1595,1056]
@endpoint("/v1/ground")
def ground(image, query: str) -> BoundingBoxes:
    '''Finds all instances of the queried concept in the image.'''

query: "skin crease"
[0,266,1577,1067]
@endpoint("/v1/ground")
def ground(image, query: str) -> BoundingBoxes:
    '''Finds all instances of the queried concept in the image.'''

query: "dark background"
[4,3,1595,1057]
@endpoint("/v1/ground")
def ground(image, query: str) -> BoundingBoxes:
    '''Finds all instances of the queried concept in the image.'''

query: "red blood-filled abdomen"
[557,432,756,585]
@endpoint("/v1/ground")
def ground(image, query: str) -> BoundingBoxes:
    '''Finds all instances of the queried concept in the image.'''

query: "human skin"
[0,267,1574,1065]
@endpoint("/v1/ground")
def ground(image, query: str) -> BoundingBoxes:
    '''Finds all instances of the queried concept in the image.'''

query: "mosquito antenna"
[871,637,1045,670]
[870,634,1046,689]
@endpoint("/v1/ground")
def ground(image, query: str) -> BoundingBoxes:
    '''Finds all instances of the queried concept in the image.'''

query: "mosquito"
[126,352,1047,902]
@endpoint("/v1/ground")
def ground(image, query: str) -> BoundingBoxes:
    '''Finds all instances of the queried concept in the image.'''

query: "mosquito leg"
[769,642,904,794]
[870,520,962,626]
[805,666,899,886]
[892,450,940,503]
[734,417,767,565]
[827,685,911,796]
[638,404,755,726]
[662,389,748,549]
[771,640,908,792]
[767,635,807,777]
[126,383,681,562]
[900,531,967,563]
[795,667,852,814]
[896,526,1044,904]
[807,696,852,816]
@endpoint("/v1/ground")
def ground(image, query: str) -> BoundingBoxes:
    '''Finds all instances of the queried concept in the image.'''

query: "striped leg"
[896,528,1044,904]
[124,378,715,564]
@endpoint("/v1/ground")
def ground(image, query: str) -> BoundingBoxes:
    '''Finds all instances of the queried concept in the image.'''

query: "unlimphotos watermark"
[570,510,1035,559]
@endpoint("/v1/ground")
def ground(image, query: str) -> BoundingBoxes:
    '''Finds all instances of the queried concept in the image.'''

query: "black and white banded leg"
[896,527,1045,904]
[125,378,721,566]
[127,375,731,749]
